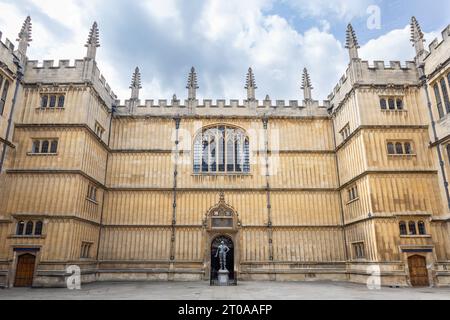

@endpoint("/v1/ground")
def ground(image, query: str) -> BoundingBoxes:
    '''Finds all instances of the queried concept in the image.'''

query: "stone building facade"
[0,16,449,288]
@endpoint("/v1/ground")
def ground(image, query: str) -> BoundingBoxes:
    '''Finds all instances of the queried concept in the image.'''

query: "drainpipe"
[0,56,23,173]
[96,104,116,261]
[420,66,450,210]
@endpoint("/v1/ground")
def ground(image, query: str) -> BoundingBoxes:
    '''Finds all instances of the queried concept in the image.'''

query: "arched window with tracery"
[194,125,250,174]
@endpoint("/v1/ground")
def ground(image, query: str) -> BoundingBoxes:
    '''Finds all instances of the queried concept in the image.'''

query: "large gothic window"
[194,125,250,174]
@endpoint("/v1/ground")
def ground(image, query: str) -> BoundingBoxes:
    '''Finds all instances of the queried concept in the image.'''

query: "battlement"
[0,31,16,53]
[114,98,329,118]
[24,59,117,107]
[328,59,419,110]
[424,24,450,78]
[0,30,19,75]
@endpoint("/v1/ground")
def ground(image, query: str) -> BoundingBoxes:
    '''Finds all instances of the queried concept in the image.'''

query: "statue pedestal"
[218,270,230,286]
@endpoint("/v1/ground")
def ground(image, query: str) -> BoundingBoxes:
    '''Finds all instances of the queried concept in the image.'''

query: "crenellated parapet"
[114,98,329,118]
[424,24,450,80]
[328,59,419,111]
[0,31,19,76]
[23,59,117,108]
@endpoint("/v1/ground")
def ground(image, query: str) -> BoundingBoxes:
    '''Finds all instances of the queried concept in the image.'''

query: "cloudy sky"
[0,0,449,103]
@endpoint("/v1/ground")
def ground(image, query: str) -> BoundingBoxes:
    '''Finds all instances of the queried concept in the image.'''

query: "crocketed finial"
[345,23,359,60]
[85,22,100,60]
[410,16,426,64]
[130,67,142,100]
[245,67,257,101]
[186,67,199,100]
[17,16,32,56]
[301,68,313,101]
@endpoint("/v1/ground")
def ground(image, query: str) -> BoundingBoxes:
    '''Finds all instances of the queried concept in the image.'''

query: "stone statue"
[215,241,230,271]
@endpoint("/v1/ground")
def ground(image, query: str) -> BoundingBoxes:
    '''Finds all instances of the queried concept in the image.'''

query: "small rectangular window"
[441,78,450,114]
[49,95,57,108]
[0,80,10,116]
[434,84,444,118]
[348,185,359,202]
[340,124,350,141]
[352,242,366,259]
[58,95,65,108]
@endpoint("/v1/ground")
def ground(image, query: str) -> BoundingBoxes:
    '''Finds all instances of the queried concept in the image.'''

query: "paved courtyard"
[1,281,450,300]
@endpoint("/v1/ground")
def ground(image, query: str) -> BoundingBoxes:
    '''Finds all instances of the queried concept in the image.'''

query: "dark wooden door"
[408,255,429,287]
[14,254,36,287]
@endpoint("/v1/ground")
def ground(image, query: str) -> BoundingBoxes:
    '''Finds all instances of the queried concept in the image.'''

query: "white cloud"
[360,24,441,64]
[0,0,443,103]
[282,0,373,21]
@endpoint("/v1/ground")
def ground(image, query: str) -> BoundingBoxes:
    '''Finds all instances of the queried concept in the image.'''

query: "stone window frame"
[0,74,10,116]
[14,219,44,237]
[193,125,251,175]
[29,138,59,155]
[386,140,415,157]
[94,121,105,139]
[346,184,359,204]
[379,95,405,112]
[340,123,351,141]
[39,93,66,109]
[86,184,99,204]
[351,241,366,260]
[400,220,428,237]
[80,242,94,259]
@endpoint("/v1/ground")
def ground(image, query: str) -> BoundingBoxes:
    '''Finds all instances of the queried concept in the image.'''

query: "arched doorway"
[408,255,429,287]
[14,254,36,287]
[211,236,234,283]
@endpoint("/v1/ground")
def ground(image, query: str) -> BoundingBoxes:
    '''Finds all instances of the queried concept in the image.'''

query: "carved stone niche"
[203,192,241,232]
[203,192,241,281]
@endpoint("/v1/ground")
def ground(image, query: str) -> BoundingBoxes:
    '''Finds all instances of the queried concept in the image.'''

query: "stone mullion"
[263,117,274,261]
[170,117,181,261]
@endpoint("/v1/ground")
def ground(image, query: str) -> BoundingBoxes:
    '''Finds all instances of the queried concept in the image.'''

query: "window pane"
[395,143,403,154]
[202,139,209,172]
[388,98,395,110]
[218,127,225,172]
[25,221,34,235]
[387,143,395,155]
[35,221,43,236]
[210,137,216,172]
[244,138,250,173]
[16,221,25,235]
[49,95,56,108]
[396,99,403,110]
[50,140,58,153]
[0,80,9,115]
[409,221,417,235]
[434,84,445,118]
[226,134,234,172]
[404,142,412,155]
[193,138,201,173]
[32,141,40,153]
[41,141,49,153]
[58,95,65,108]
[447,145,450,165]
[418,221,426,235]
[380,99,387,110]
[41,95,48,108]
[441,78,450,113]
[399,222,407,235]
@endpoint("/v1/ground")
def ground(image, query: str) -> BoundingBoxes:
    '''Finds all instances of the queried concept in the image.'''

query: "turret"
[186,67,199,100]
[85,22,100,60]
[345,24,360,61]
[301,68,313,102]
[410,16,427,65]
[16,16,32,62]
[245,67,257,101]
